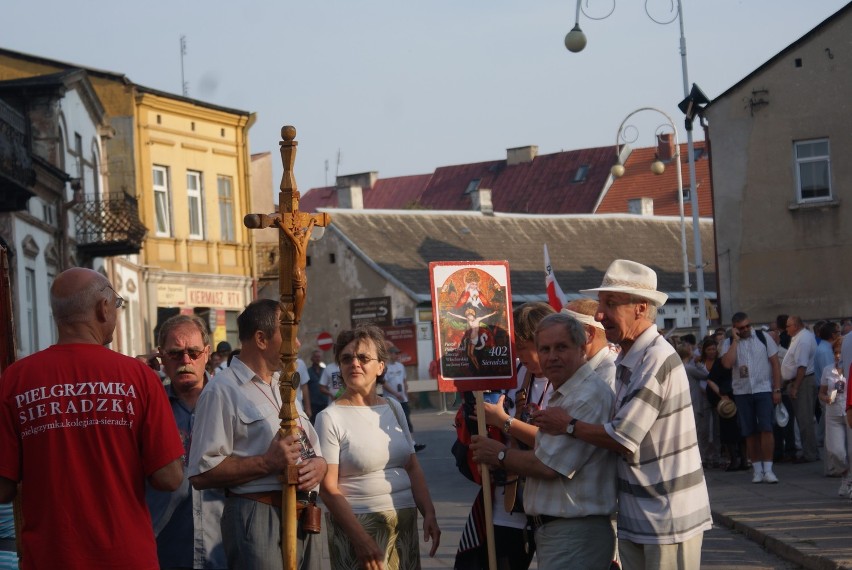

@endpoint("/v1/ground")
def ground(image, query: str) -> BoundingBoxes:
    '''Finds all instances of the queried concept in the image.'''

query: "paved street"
[407,408,852,570]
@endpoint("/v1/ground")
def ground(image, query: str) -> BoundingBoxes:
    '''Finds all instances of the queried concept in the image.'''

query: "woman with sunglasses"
[315,325,440,570]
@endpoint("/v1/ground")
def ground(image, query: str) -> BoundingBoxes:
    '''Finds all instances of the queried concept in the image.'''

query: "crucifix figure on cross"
[277,214,318,324]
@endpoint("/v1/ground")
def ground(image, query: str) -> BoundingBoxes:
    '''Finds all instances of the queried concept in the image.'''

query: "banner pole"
[474,391,497,570]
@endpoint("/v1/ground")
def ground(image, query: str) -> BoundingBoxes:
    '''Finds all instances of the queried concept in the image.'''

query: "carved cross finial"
[242,125,331,570]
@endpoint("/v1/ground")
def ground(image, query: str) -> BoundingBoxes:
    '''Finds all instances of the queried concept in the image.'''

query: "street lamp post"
[566,0,708,338]
[610,108,692,329]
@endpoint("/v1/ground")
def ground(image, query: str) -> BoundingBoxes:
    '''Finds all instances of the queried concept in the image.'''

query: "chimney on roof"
[507,145,538,166]
[337,185,364,209]
[471,189,494,216]
[656,133,674,162]
[336,171,378,189]
[628,197,654,216]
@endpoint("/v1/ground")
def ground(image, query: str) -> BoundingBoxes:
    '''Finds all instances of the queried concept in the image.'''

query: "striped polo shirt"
[604,325,712,545]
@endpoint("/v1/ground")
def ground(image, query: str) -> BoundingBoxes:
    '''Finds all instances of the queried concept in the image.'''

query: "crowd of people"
[464,259,713,569]
[672,312,852,495]
[0,268,438,570]
[1,262,850,569]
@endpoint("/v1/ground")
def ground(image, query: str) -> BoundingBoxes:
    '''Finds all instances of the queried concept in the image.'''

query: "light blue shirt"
[814,340,835,384]
[146,382,226,569]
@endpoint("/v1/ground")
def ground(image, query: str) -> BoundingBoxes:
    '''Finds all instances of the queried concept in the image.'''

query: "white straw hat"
[717,399,737,419]
[579,259,668,307]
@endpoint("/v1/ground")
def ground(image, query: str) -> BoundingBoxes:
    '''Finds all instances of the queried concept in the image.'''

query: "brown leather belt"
[227,490,307,510]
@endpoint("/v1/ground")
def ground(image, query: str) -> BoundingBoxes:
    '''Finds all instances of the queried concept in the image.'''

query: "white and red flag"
[544,244,567,311]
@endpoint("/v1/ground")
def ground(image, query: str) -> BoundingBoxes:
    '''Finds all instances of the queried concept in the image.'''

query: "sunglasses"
[164,348,205,361]
[339,353,378,366]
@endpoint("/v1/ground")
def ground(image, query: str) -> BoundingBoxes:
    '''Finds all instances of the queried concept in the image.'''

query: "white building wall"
[12,216,55,357]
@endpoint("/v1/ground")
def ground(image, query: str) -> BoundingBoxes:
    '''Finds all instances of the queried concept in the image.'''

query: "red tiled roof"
[418,146,614,213]
[299,173,432,212]
[302,146,616,214]
[596,142,713,217]
[366,174,433,209]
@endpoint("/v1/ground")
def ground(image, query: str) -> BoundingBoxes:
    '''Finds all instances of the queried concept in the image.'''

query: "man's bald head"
[565,298,599,319]
[564,298,608,354]
[51,268,112,325]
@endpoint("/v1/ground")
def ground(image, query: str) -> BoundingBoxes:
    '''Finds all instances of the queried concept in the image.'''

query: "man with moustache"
[146,314,226,569]
[534,260,711,570]
[189,299,327,570]
[0,267,184,569]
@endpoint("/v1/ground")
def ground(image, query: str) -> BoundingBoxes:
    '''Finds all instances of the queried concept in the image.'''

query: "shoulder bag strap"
[503,368,534,513]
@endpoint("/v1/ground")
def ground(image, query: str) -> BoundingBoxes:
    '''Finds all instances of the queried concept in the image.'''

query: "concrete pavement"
[410,408,852,570]
[706,459,852,570]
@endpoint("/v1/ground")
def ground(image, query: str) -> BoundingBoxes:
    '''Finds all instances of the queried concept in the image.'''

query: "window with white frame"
[25,267,38,354]
[794,139,832,202]
[218,175,235,242]
[187,171,204,239]
[47,270,57,344]
[152,165,172,236]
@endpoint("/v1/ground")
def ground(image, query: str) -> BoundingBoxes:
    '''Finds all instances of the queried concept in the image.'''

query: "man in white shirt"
[188,299,327,570]
[781,315,819,463]
[319,361,342,405]
[383,346,425,452]
[721,311,783,482]
[470,313,616,569]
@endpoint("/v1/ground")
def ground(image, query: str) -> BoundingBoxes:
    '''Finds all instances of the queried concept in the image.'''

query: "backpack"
[451,392,505,485]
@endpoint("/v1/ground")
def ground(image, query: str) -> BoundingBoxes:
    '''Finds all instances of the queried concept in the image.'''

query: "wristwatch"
[566,418,579,437]
[502,417,515,435]
[497,448,508,467]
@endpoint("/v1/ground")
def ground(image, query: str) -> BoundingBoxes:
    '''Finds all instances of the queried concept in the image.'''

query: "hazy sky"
[4,1,849,197]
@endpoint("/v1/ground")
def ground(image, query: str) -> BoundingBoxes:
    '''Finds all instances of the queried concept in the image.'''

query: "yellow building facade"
[135,88,255,349]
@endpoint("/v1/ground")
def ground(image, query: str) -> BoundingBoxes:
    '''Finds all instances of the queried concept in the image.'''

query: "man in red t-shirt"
[0,267,184,569]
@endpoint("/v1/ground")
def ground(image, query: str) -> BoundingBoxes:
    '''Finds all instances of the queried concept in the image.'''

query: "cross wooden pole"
[244,125,329,570]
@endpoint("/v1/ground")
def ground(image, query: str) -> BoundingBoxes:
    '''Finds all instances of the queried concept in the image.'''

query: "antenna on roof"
[180,35,189,97]
[324,159,329,187]
[335,149,342,179]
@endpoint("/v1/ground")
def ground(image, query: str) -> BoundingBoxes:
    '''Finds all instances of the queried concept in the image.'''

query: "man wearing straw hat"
[534,259,711,570]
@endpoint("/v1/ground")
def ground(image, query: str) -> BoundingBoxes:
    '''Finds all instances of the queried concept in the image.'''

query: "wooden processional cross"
[244,125,330,570]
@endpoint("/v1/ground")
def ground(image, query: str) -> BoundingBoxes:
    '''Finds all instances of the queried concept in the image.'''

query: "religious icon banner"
[429,261,516,392]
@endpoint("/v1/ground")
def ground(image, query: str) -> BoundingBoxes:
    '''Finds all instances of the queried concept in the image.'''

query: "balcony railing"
[0,100,35,211]
[75,191,147,258]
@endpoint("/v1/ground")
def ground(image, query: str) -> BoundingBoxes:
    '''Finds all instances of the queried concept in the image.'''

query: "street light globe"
[611,163,625,178]
[650,160,666,175]
[564,25,587,53]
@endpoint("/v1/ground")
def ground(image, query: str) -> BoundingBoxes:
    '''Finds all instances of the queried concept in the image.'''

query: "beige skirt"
[326,506,420,570]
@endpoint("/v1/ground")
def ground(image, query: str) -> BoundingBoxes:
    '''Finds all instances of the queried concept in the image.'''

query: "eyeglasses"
[100,284,126,309]
[339,353,378,366]
[735,323,752,332]
[163,348,205,361]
